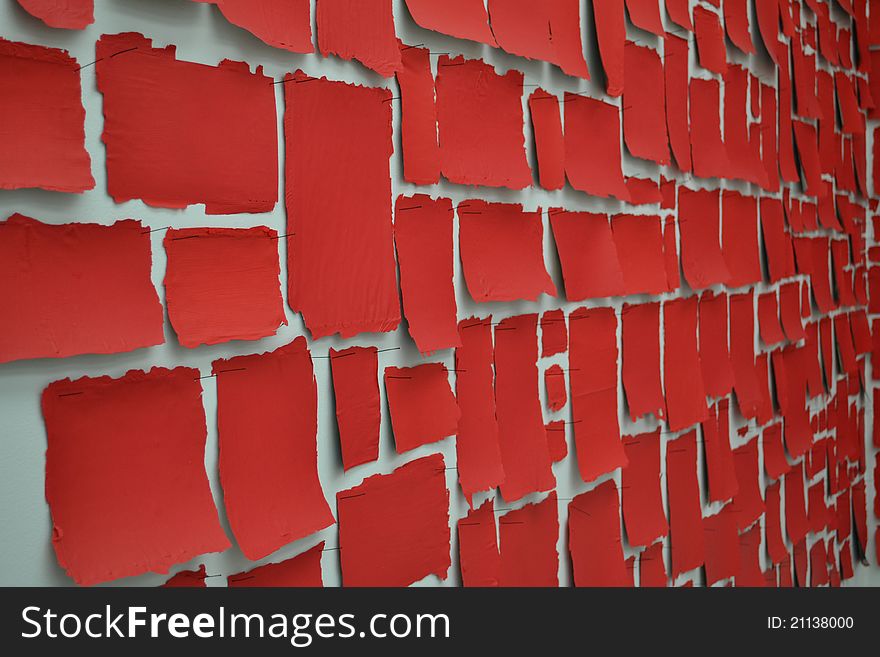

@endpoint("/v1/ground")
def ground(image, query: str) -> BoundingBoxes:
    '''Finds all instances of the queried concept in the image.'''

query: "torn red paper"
[403,0,496,46]
[678,188,730,289]
[738,524,765,586]
[163,227,285,349]
[569,307,628,482]
[456,317,504,503]
[546,421,568,462]
[729,291,762,420]
[623,42,669,164]
[564,95,629,201]
[337,454,450,586]
[592,0,625,95]
[201,0,312,53]
[285,71,400,338]
[698,292,735,398]
[43,367,230,585]
[723,0,754,54]
[622,430,669,547]
[394,195,459,353]
[757,292,785,346]
[436,56,531,189]
[703,504,738,585]
[458,499,500,586]
[162,566,206,588]
[779,282,806,342]
[621,302,666,421]
[459,200,556,302]
[785,463,809,546]
[550,210,625,300]
[666,431,706,578]
[569,481,628,586]
[694,7,728,74]
[664,297,709,431]
[541,310,568,357]
[755,0,779,63]
[665,0,693,30]
[664,34,692,172]
[316,0,399,76]
[639,541,668,587]
[544,365,567,412]
[762,423,791,480]
[96,33,276,213]
[228,542,324,587]
[689,78,731,179]
[499,493,559,586]
[702,400,738,502]
[385,362,460,453]
[330,346,380,471]
[0,215,163,365]
[494,314,556,502]
[396,44,440,185]
[664,217,681,290]
[0,38,93,192]
[529,88,565,190]
[625,0,664,35]
[765,481,788,565]
[731,438,765,531]
[16,0,92,29]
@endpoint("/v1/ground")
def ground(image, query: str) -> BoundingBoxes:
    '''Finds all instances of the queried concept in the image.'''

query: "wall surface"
[0,0,877,587]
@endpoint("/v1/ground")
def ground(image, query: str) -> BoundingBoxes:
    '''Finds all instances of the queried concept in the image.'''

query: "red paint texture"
[639,541,668,587]
[592,0,625,95]
[162,565,207,588]
[689,78,731,180]
[698,292,734,398]
[550,211,624,300]
[330,346,380,471]
[613,214,669,295]
[394,195,459,353]
[622,430,669,547]
[664,34,692,172]
[337,454,451,586]
[569,307,627,482]
[666,431,706,578]
[0,38,93,192]
[458,499,500,587]
[43,368,230,585]
[316,0,399,76]
[285,72,400,339]
[0,215,163,364]
[227,542,324,587]
[16,0,92,29]
[403,0,496,46]
[569,481,629,586]
[544,364,567,412]
[96,33,276,213]
[494,314,556,502]
[564,95,629,201]
[703,504,738,585]
[385,362,460,454]
[663,297,709,431]
[723,0,754,54]
[455,318,504,504]
[701,400,738,503]
[396,44,440,185]
[621,302,666,421]
[436,56,531,189]
[540,309,567,357]
[679,188,730,290]
[213,339,334,560]
[625,0,664,36]
[199,0,312,53]
[487,0,590,78]
[459,200,556,302]
[163,227,285,349]
[730,438,765,531]
[529,88,565,190]
[499,493,559,587]
[623,42,669,164]
[693,7,727,74]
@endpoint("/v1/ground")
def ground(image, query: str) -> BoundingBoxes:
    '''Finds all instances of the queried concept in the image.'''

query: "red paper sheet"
[738,523,765,586]
[163,227,285,349]
[499,493,559,586]
[16,0,93,28]
[487,0,590,78]
[621,303,666,421]
[724,66,763,185]
[592,0,625,95]
[807,481,829,534]
[96,33,276,213]
[622,430,669,547]
[755,0,779,63]
[760,198,796,283]
[436,56,531,189]
[569,307,628,482]
[729,291,761,420]
[698,292,734,398]
[529,88,565,190]
[541,309,568,357]
[792,121,823,197]
[228,542,324,587]
[544,364,567,412]
[569,481,628,586]
[678,188,730,289]
[396,44,440,184]
[762,423,791,480]
[665,0,693,30]
[285,71,400,339]
[0,38,93,192]
[757,292,785,346]
[730,438,765,531]
[784,463,809,546]
[663,216,682,290]
[43,367,230,585]
[779,282,806,342]
[494,314,556,502]
[777,43,799,183]
[625,177,663,204]
[0,215,163,364]
[689,78,731,179]
[765,481,788,565]
[664,297,709,431]
[666,431,705,578]
[213,339,333,560]
[201,0,312,53]
[703,504,738,585]
[723,0,754,54]
[760,83,781,191]
[337,454,450,586]
[625,0,664,35]
[162,565,207,588]
[330,346,380,471]
[664,34,692,172]
[455,318,504,503]
[702,400,738,503]
[852,480,868,556]
[639,541,668,587]
[385,362,460,453]
[459,200,556,302]
[458,499,500,586]
[694,7,728,74]
[545,421,568,462]
[316,0,399,76]
[564,95,629,201]
[394,195,459,353]
[836,73,865,135]
[550,211,625,300]
[623,42,669,164]
[403,0,496,46]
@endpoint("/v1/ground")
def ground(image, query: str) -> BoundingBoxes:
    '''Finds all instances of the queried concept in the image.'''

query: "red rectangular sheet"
[550,211,624,300]
[698,292,734,398]
[403,0,496,46]
[200,0,312,53]
[0,215,163,364]
[330,346,380,471]
[730,438,765,531]
[544,364,567,411]
[612,214,669,295]
[163,227,285,348]
[227,542,324,587]
[16,0,93,29]
[499,493,559,586]
[458,499,500,587]
[765,481,788,566]
[639,541,668,587]
[694,6,728,74]
[396,44,440,184]
[96,33,276,213]
[43,367,230,585]
[729,291,762,420]
[285,71,400,339]
[701,399,738,503]
[689,78,731,179]
[384,362,460,454]
[664,34,692,172]
[621,302,666,421]
[678,188,730,289]
[569,481,629,586]
[540,309,567,357]
[316,0,400,77]
[336,454,450,586]
[664,297,709,431]
[564,95,629,201]
[529,88,565,190]
[592,0,625,96]
[0,38,93,192]
[622,430,669,547]
[622,42,669,164]
[703,504,738,585]
[666,431,706,578]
